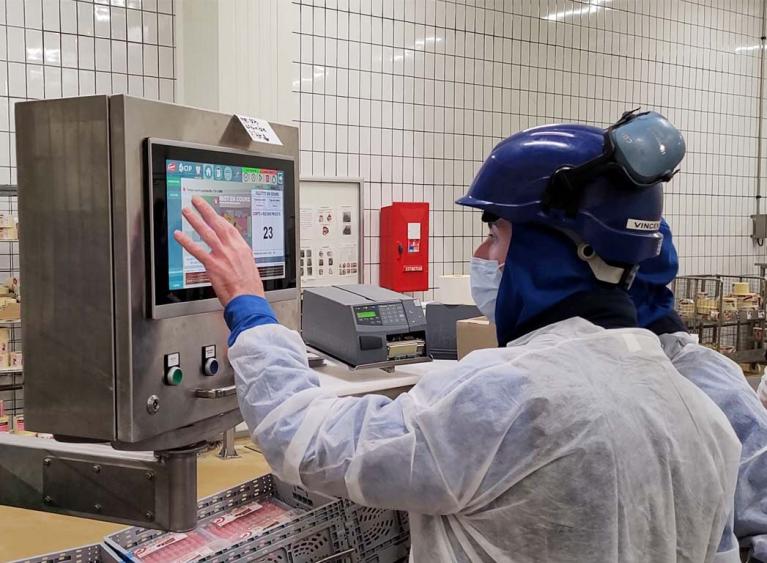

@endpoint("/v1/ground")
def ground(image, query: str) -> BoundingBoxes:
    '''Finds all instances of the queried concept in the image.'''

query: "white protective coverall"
[660,332,767,563]
[230,317,741,562]
[758,373,767,409]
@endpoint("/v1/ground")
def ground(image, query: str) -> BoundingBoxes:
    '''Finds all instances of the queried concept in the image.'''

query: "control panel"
[353,303,408,326]
[163,345,221,387]
[17,95,303,449]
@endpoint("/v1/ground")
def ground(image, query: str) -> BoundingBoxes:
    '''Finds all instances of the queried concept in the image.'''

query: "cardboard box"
[0,301,19,321]
[456,316,498,359]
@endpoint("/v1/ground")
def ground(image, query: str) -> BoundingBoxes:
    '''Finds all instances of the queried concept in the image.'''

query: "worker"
[174,111,741,562]
[759,372,767,408]
[629,218,767,562]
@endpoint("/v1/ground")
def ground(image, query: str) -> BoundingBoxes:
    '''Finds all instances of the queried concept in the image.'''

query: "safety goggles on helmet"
[543,109,686,216]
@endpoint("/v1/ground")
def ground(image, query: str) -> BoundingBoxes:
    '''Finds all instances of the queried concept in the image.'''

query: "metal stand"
[0,433,201,531]
[217,427,239,459]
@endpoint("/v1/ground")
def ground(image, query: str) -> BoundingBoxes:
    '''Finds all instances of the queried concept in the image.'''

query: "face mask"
[470,257,504,324]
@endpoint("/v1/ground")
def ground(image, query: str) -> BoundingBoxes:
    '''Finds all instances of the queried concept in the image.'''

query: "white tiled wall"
[295,0,767,299]
[0,0,176,415]
[0,0,176,185]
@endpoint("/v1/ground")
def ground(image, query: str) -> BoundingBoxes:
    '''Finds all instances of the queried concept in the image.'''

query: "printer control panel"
[354,303,407,326]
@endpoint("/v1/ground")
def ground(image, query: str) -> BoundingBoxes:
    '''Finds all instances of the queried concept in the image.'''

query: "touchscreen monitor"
[148,140,296,317]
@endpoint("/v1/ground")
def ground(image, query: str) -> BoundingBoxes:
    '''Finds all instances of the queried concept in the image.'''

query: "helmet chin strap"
[561,230,638,289]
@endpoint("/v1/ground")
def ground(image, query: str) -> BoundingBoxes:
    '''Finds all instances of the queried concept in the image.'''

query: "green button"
[165,366,183,386]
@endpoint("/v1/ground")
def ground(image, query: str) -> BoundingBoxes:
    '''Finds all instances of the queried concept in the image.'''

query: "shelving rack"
[673,274,767,364]
[0,185,22,422]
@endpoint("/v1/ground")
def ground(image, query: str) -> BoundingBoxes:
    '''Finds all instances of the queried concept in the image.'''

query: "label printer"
[302,284,431,369]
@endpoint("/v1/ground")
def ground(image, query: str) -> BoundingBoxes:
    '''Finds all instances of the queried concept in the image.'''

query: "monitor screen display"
[165,160,287,289]
[148,140,296,313]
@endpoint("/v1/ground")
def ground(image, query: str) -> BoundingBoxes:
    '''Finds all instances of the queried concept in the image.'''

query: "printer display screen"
[356,310,378,319]
[354,303,407,326]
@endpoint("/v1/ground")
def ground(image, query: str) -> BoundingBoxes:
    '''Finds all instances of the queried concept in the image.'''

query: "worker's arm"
[663,337,767,562]
[758,374,767,409]
[228,315,520,515]
[709,371,767,562]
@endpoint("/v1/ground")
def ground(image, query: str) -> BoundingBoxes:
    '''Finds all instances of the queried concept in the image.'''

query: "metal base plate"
[43,457,155,523]
[0,433,199,531]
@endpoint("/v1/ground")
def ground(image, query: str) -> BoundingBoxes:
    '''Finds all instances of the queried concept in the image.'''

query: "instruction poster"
[299,179,362,287]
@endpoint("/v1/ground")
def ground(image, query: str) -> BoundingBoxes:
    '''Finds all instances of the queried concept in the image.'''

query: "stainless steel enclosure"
[17,96,300,450]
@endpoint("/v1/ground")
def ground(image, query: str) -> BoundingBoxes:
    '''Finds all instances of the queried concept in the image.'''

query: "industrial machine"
[302,284,431,370]
[425,303,481,360]
[0,96,299,531]
[380,202,430,292]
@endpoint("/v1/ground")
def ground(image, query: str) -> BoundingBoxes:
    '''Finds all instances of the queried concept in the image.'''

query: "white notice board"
[299,178,364,287]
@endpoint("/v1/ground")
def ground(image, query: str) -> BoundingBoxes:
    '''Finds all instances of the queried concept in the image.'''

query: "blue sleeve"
[224,294,278,347]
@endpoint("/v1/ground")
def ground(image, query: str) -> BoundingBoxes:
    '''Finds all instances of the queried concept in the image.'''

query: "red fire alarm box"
[380,202,429,292]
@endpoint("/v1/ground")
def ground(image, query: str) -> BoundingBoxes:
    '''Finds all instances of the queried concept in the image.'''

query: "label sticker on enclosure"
[237,115,283,146]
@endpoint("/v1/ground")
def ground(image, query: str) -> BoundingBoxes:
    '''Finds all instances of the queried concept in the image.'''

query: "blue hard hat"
[457,112,684,266]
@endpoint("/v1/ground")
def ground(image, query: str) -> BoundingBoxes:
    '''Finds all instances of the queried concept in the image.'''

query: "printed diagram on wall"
[300,207,357,281]
[318,207,334,238]
[299,179,363,287]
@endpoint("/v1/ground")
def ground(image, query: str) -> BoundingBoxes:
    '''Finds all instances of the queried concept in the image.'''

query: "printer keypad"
[379,304,407,325]
[354,304,408,326]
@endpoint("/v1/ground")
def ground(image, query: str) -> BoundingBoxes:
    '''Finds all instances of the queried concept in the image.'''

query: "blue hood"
[628,219,678,329]
[494,224,627,345]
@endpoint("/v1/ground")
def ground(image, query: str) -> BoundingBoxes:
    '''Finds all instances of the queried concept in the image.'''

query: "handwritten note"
[236,115,283,146]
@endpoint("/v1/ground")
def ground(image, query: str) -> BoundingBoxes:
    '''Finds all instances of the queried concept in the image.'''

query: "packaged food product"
[733,282,750,295]
[677,298,695,318]
[0,226,18,240]
[0,328,10,353]
[129,532,215,563]
[0,213,16,228]
[204,499,302,541]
